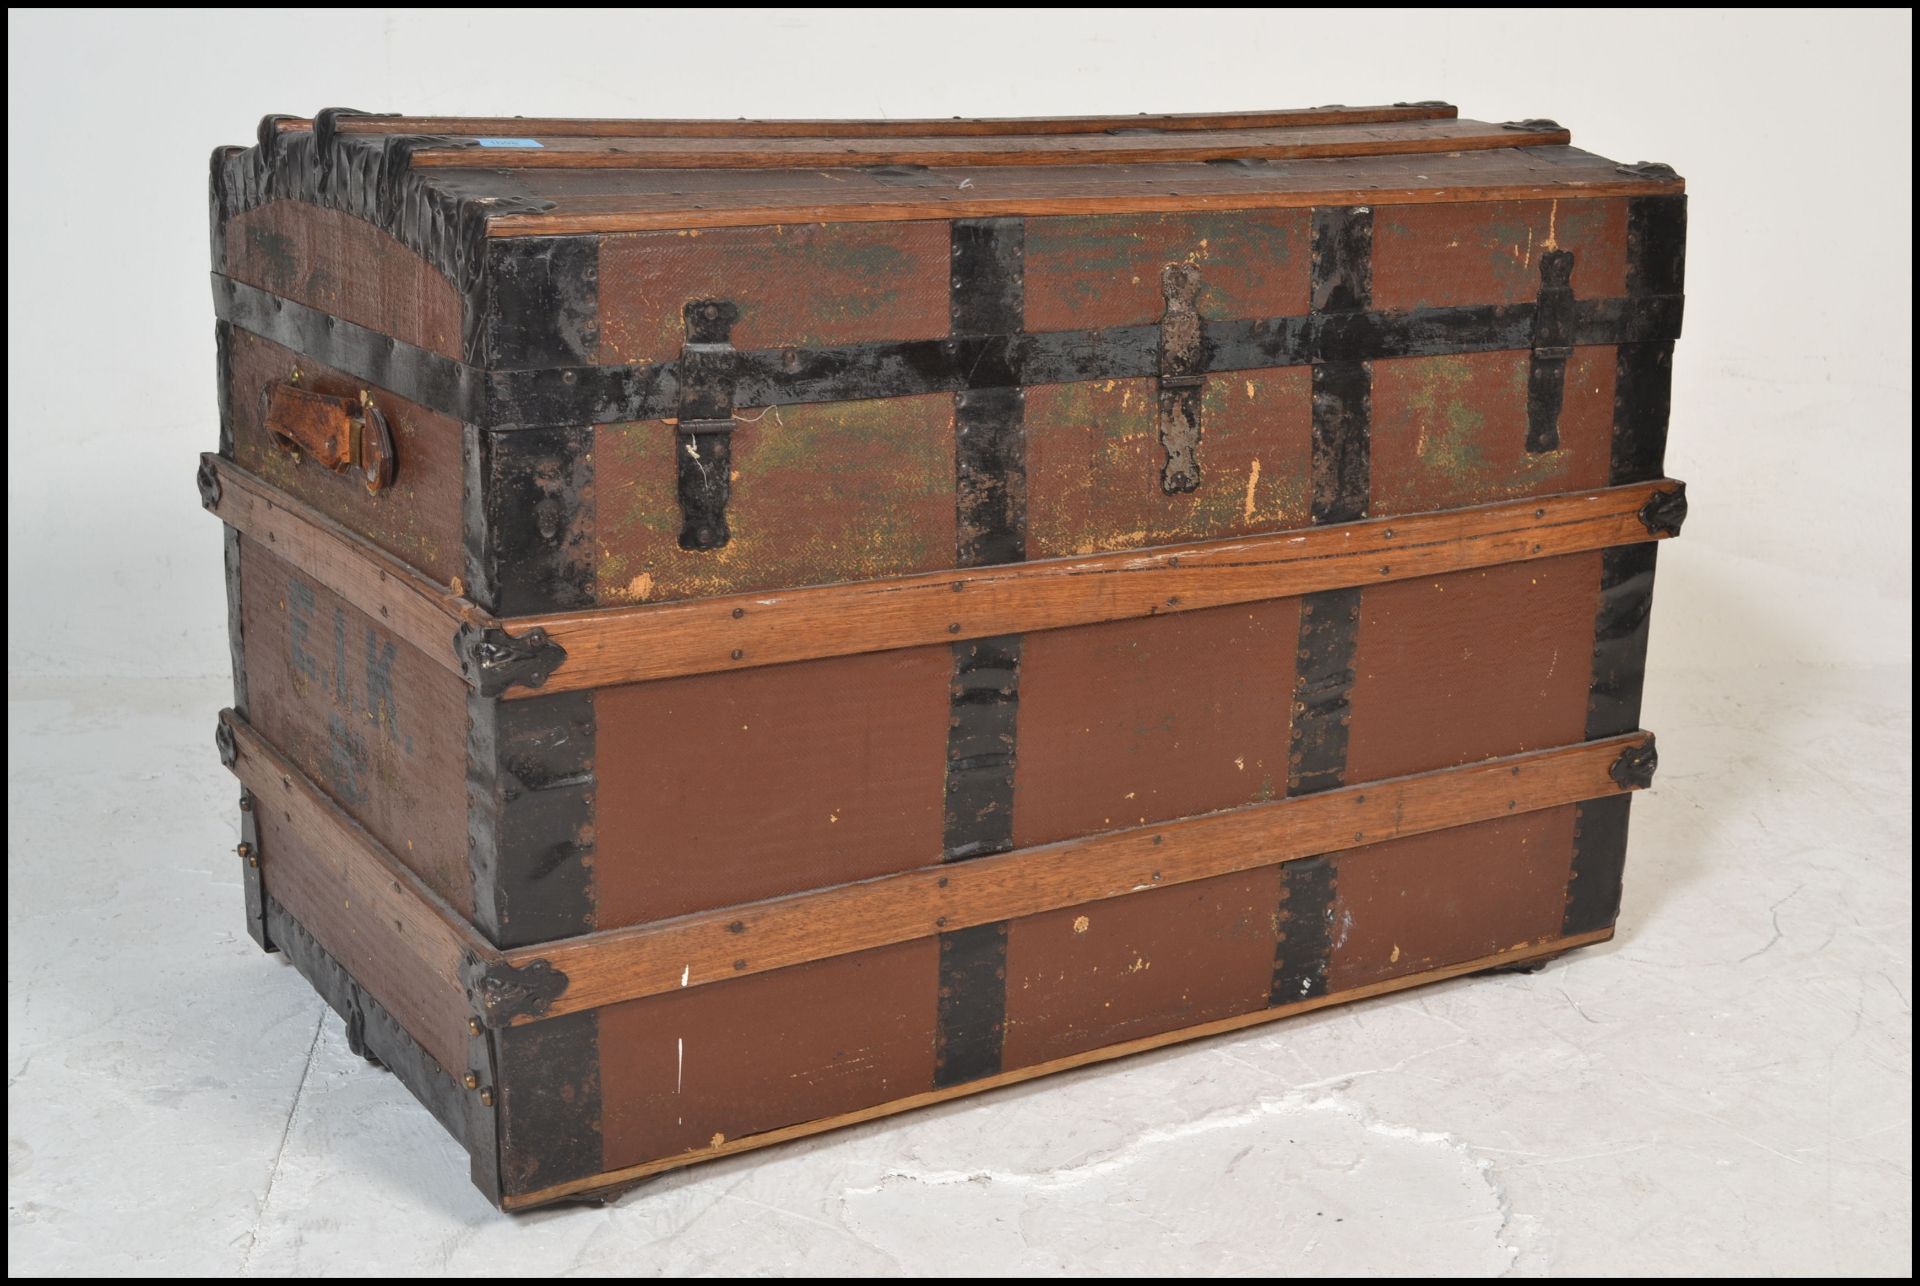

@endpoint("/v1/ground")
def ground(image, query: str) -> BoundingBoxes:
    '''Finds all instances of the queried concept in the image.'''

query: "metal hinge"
[676,299,741,551]
[1526,249,1577,453]
[1157,262,1206,494]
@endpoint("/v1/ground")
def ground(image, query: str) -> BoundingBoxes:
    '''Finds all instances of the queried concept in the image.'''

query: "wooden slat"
[221,710,490,1071]
[482,147,1682,236]
[412,118,1566,170]
[500,924,1610,1208]
[305,104,1459,138]
[205,454,478,682]
[513,481,1682,697]
[500,732,1650,1023]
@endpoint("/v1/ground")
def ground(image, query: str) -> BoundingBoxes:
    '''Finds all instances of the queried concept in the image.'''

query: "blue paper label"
[475,137,543,149]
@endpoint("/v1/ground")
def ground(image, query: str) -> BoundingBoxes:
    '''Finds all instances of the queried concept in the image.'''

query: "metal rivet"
[468,1018,484,1036]
[731,649,745,661]
[479,1089,495,1107]
[463,1072,479,1090]
[238,797,253,813]
[731,607,745,619]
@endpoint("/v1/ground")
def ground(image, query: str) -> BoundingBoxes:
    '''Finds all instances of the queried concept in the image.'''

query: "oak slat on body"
[204,455,476,682]
[410,119,1567,170]
[221,710,490,1069]
[512,481,1682,696]
[500,925,1611,1208]
[497,732,1651,1023]
[309,104,1459,138]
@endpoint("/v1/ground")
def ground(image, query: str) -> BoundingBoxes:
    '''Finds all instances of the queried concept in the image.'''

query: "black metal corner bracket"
[1526,249,1577,453]
[197,457,223,511]
[1609,737,1659,790]
[1638,484,1688,537]
[676,298,741,551]
[453,623,567,698]
[1503,118,1563,132]
[1156,262,1206,494]
[461,951,569,1027]
[214,719,238,768]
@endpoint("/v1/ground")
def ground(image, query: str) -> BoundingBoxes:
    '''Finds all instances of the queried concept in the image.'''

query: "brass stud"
[463,1072,480,1090]
[468,1018,484,1036]
[479,1088,495,1107]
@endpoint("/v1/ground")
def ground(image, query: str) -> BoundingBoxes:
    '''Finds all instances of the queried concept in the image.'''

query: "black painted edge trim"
[213,275,1685,433]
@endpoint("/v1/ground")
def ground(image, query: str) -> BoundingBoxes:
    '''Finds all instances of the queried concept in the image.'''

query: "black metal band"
[1610,195,1687,483]
[936,218,1027,1086]
[467,691,598,949]
[1275,206,1371,1003]
[1585,543,1659,741]
[1565,794,1631,936]
[469,426,595,617]
[1270,854,1337,1004]
[951,218,1028,565]
[934,921,1011,1088]
[1563,536,1663,939]
[214,275,1685,434]
[944,219,1028,865]
[482,235,601,370]
[1289,206,1372,800]
[1289,589,1362,796]
[492,1009,603,1195]
[943,636,1023,862]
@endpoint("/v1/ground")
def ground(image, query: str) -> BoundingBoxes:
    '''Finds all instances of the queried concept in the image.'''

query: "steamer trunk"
[201,104,1687,1208]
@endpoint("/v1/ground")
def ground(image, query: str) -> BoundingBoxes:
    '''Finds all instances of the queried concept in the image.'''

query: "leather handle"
[262,380,396,495]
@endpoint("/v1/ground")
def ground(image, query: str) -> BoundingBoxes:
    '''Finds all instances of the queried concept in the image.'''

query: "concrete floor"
[7,661,1912,1276]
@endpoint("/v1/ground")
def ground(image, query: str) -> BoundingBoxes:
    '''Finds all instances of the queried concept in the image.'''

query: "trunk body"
[202,104,1686,1208]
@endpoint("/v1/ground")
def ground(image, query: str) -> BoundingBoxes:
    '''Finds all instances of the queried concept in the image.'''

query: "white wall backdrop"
[6,8,1911,679]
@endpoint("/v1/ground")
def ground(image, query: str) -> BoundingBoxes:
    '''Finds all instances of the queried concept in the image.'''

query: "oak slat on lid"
[408,118,1567,170]
[291,103,1458,138]
[479,147,1679,235]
